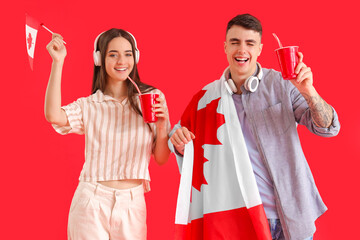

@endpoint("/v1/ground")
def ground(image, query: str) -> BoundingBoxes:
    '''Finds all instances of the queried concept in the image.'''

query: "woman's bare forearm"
[44,61,67,125]
[153,128,171,165]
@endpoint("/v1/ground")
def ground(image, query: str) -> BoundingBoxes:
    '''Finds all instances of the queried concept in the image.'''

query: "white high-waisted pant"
[68,181,147,240]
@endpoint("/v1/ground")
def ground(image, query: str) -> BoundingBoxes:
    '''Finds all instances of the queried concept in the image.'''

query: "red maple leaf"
[27,33,33,50]
[181,90,225,191]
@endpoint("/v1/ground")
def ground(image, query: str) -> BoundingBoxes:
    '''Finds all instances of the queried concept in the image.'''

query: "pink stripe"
[129,112,140,177]
[89,102,97,179]
[136,121,147,177]
[122,105,132,176]
[116,104,125,177]
[143,129,152,178]
[111,102,120,178]
[103,103,112,179]
[84,99,92,179]
[96,103,105,177]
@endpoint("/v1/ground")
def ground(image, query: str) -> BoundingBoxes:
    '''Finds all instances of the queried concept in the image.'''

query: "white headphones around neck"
[226,62,263,94]
[93,30,140,66]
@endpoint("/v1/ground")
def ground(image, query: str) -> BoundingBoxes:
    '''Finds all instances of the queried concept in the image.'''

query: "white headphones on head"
[226,62,263,94]
[93,30,140,66]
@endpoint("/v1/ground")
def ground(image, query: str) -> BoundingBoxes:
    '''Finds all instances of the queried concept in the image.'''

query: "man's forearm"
[301,89,333,128]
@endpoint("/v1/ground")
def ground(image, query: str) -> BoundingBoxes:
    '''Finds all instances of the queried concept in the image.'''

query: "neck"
[228,71,248,94]
[229,64,258,93]
[231,73,246,85]
[104,80,128,100]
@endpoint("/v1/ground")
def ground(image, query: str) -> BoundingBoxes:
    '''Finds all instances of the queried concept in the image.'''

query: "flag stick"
[41,24,67,44]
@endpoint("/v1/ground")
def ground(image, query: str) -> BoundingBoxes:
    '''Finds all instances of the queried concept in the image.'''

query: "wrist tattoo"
[302,93,333,128]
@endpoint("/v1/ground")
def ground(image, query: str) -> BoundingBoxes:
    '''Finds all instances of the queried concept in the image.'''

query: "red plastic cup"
[275,46,299,80]
[139,93,159,123]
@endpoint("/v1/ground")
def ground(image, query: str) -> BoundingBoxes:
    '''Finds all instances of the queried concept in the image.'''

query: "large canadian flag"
[25,14,41,70]
[174,75,272,240]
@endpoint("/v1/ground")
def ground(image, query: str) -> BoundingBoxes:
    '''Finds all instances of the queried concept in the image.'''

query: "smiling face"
[105,36,134,83]
[224,25,263,82]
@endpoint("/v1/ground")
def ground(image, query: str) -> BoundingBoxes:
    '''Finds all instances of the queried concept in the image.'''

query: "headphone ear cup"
[93,51,101,66]
[135,49,140,64]
[245,76,259,92]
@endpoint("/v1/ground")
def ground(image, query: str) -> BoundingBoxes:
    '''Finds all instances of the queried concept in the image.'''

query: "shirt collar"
[90,89,130,105]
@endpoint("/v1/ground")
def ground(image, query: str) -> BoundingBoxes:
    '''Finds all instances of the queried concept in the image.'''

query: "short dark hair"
[226,14,262,38]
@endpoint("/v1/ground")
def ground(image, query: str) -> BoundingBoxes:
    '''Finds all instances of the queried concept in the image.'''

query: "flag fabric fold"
[25,14,41,70]
[174,67,272,240]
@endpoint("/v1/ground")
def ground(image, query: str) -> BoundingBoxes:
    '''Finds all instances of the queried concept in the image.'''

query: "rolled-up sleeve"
[310,106,340,137]
[52,99,84,135]
[290,82,340,137]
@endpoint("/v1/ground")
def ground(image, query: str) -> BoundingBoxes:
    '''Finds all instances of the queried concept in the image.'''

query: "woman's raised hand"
[46,33,67,63]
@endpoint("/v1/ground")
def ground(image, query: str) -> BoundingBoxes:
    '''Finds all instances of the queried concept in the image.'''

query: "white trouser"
[68,181,147,240]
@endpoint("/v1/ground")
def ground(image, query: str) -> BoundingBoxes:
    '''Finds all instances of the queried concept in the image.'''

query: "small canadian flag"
[25,14,41,70]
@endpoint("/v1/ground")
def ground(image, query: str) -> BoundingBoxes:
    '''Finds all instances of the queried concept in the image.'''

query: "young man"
[169,14,340,240]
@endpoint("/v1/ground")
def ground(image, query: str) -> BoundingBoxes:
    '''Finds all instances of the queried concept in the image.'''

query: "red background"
[1,0,359,239]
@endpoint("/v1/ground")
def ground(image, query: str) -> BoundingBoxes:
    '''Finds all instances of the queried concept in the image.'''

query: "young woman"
[44,28,171,240]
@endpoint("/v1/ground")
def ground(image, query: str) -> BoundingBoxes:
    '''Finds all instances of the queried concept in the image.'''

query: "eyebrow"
[229,38,257,44]
[108,50,133,53]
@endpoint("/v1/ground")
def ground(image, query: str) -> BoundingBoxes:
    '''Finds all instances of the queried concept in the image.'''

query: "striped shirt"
[52,89,170,192]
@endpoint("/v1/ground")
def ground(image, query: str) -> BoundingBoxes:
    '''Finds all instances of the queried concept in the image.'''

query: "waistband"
[78,181,144,199]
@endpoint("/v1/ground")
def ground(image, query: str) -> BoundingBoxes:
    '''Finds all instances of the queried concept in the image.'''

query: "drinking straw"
[127,76,142,94]
[272,33,283,48]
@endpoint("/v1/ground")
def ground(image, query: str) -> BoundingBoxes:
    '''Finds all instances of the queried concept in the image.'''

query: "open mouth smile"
[235,57,249,63]
[115,67,127,72]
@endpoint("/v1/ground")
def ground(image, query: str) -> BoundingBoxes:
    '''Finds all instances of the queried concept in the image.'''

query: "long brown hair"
[92,28,155,117]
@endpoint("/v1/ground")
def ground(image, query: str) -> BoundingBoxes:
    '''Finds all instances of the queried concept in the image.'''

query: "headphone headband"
[93,29,140,66]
